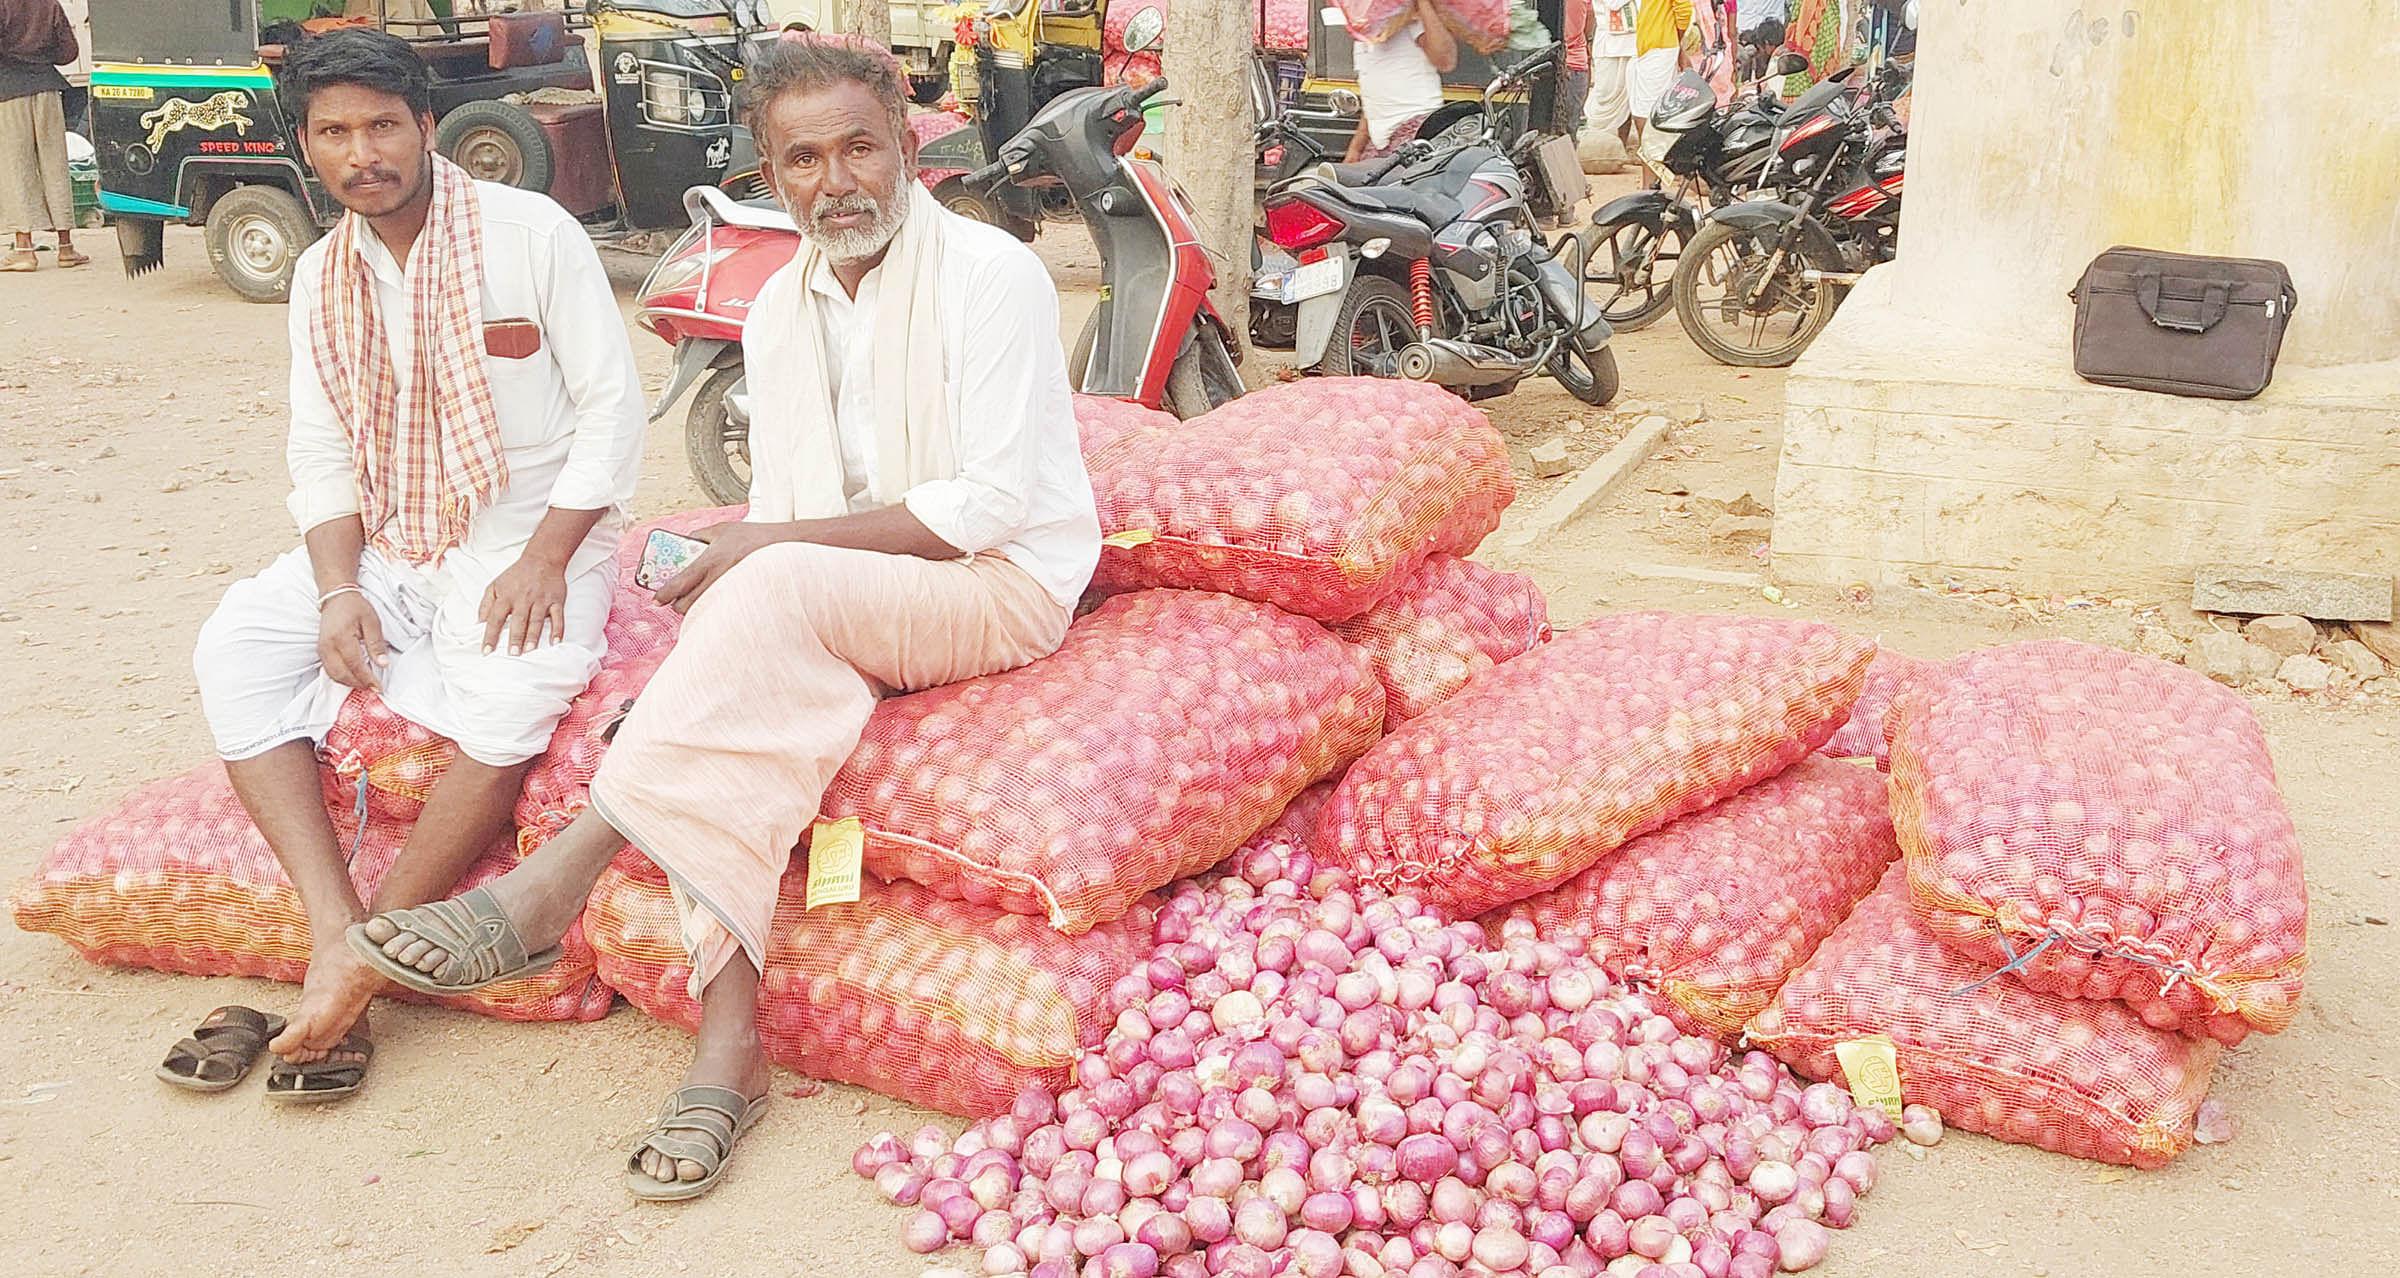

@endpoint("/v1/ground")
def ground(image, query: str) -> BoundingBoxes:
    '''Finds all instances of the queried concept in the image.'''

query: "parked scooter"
[1254,44,1618,406]
[1668,61,1909,367]
[1579,51,1809,331]
[638,75,1239,504]
[959,76,1244,417]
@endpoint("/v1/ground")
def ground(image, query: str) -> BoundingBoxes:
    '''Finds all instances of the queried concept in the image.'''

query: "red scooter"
[637,79,1239,506]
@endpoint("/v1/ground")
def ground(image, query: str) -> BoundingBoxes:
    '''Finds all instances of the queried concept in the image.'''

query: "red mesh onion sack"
[1328,553,1550,723]
[584,862,1155,1116]
[1318,612,1875,919]
[1484,756,1898,1037]
[319,691,456,826]
[1079,379,1514,623]
[1258,0,1308,49]
[1747,867,2221,1168]
[824,590,1385,932]
[513,506,743,864]
[1889,640,2307,1045]
[1818,648,1937,769]
[1335,0,1508,51]
[10,764,611,1022]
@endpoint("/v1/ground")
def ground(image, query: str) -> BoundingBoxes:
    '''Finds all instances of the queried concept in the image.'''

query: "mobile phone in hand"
[636,528,708,591]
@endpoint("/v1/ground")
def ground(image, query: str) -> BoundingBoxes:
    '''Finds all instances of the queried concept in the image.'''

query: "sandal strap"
[266,1032,374,1091]
[374,887,530,986]
[627,1086,762,1176]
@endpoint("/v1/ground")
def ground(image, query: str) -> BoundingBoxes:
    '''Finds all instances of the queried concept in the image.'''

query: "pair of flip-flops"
[155,1005,373,1103]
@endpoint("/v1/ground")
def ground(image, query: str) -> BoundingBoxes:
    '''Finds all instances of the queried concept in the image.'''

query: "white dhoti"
[1627,46,1681,120]
[1586,54,1633,133]
[195,544,615,767]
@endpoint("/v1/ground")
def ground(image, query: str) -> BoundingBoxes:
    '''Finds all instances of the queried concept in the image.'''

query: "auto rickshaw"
[92,0,778,302]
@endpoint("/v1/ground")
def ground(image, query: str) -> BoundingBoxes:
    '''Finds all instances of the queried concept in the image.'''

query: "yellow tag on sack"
[1102,529,1156,549]
[804,817,864,910]
[1834,1036,1904,1119]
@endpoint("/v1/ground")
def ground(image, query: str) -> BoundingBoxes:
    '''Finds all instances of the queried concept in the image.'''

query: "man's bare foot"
[633,1030,772,1187]
[269,944,381,1062]
[357,856,589,980]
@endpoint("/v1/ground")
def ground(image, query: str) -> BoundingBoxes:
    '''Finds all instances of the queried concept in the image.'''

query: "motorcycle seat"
[1324,158,1403,186]
[1342,184,1462,229]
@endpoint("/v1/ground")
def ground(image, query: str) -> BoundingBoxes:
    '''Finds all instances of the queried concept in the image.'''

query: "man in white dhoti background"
[350,32,1099,1200]
[186,29,642,1100]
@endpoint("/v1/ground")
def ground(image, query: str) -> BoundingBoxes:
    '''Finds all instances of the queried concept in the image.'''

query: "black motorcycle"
[1254,44,1619,406]
[1669,61,1909,367]
[1579,52,1809,331]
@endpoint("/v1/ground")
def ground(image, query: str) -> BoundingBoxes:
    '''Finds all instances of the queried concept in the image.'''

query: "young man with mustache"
[348,33,1098,1199]
[179,29,642,1100]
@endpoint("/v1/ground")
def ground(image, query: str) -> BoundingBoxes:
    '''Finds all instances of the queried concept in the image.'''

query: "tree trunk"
[844,0,893,48]
[1162,0,1255,348]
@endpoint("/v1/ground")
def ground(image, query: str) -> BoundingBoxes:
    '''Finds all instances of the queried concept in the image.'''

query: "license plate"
[1284,255,1345,303]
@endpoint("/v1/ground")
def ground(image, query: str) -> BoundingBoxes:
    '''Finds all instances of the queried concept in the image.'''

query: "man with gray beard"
[341,32,1098,1200]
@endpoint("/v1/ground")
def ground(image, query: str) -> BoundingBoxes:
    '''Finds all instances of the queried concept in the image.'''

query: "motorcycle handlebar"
[962,159,1013,192]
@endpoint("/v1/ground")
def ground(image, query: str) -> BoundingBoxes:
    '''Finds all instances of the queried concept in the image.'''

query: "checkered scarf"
[310,154,507,566]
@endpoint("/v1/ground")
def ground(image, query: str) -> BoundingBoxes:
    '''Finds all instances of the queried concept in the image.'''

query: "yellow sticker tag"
[804,817,864,910]
[1834,1036,1904,1119]
[1102,529,1156,549]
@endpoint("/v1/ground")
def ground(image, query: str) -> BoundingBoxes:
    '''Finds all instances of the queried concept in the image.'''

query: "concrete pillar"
[1771,1,2400,598]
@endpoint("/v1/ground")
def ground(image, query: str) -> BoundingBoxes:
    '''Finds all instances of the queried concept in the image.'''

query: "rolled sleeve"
[899,251,1053,554]
[284,260,363,533]
[535,222,645,514]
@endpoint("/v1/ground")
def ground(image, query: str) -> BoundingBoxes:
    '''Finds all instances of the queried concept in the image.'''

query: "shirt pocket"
[479,317,567,452]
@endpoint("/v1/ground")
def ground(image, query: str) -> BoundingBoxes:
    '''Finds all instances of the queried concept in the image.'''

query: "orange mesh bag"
[1889,640,2307,1045]
[1317,612,1875,919]
[1080,379,1514,623]
[1327,553,1550,724]
[9,764,612,1022]
[512,506,744,871]
[583,862,1154,1116]
[1747,867,2221,1168]
[823,590,1385,932]
[1818,648,1937,769]
[1482,756,1899,1037]
[319,691,457,825]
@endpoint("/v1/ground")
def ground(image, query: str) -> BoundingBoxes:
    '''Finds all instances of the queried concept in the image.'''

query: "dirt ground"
[2,212,2395,1278]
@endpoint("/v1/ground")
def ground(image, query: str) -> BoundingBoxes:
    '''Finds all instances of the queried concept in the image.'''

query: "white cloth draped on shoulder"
[743,181,956,522]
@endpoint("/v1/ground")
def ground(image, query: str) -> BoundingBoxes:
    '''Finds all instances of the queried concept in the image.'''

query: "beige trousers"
[0,91,73,236]
[589,542,1070,997]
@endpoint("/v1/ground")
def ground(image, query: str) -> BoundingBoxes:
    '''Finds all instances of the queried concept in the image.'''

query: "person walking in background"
[1626,0,1695,187]
[1587,0,1639,155]
[1343,0,1458,162]
[1556,0,1593,140]
[0,0,85,271]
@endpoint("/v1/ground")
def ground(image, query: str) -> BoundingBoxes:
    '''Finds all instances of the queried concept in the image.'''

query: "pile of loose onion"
[855,835,1901,1277]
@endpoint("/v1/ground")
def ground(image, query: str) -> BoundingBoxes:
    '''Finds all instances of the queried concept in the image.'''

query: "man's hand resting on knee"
[655,520,785,615]
[319,593,389,690]
[655,509,965,615]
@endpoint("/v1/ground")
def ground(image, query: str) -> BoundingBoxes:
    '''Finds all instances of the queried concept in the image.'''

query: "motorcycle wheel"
[683,365,750,507]
[1317,275,1417,379]
[1582,216,1684,332]
[1548,340,1621,407]
[1164,323,1245,419]
[1067,310,1099,392]
[1671,220,1838,368]
[934,178,1037,243]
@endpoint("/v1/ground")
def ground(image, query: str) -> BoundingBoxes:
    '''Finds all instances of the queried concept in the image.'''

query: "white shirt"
[1595,0,1640,58]
[1354,20,1446,149]
[746,211,1100,612]
[284,181,646,581]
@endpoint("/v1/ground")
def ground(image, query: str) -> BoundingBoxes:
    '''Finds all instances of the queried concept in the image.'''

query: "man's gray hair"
[738,31,912,152]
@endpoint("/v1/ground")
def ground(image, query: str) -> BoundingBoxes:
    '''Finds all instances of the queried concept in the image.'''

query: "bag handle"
[2136,273,2232,333]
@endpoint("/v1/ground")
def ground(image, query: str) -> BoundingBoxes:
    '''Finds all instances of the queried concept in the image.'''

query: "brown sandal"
[156,1006,287,1092]
[263,1030,374,1104]
[56,247,88,268]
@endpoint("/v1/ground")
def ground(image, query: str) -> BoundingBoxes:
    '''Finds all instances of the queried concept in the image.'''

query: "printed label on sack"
[1834,1036,1904,1119]
[1102,529,1156,549]
[805,817,864,910]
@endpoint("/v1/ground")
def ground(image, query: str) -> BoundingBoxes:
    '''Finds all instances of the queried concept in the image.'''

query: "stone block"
[2348,621,2400,666]
[2328,638,2386,681]
[1528,437,1574,479]
[1709,514,1774,544]
[2277,654,2333,693]
[2242,614,2319,659]
[2187,632,2278,687]
[2194,566,2394,623]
